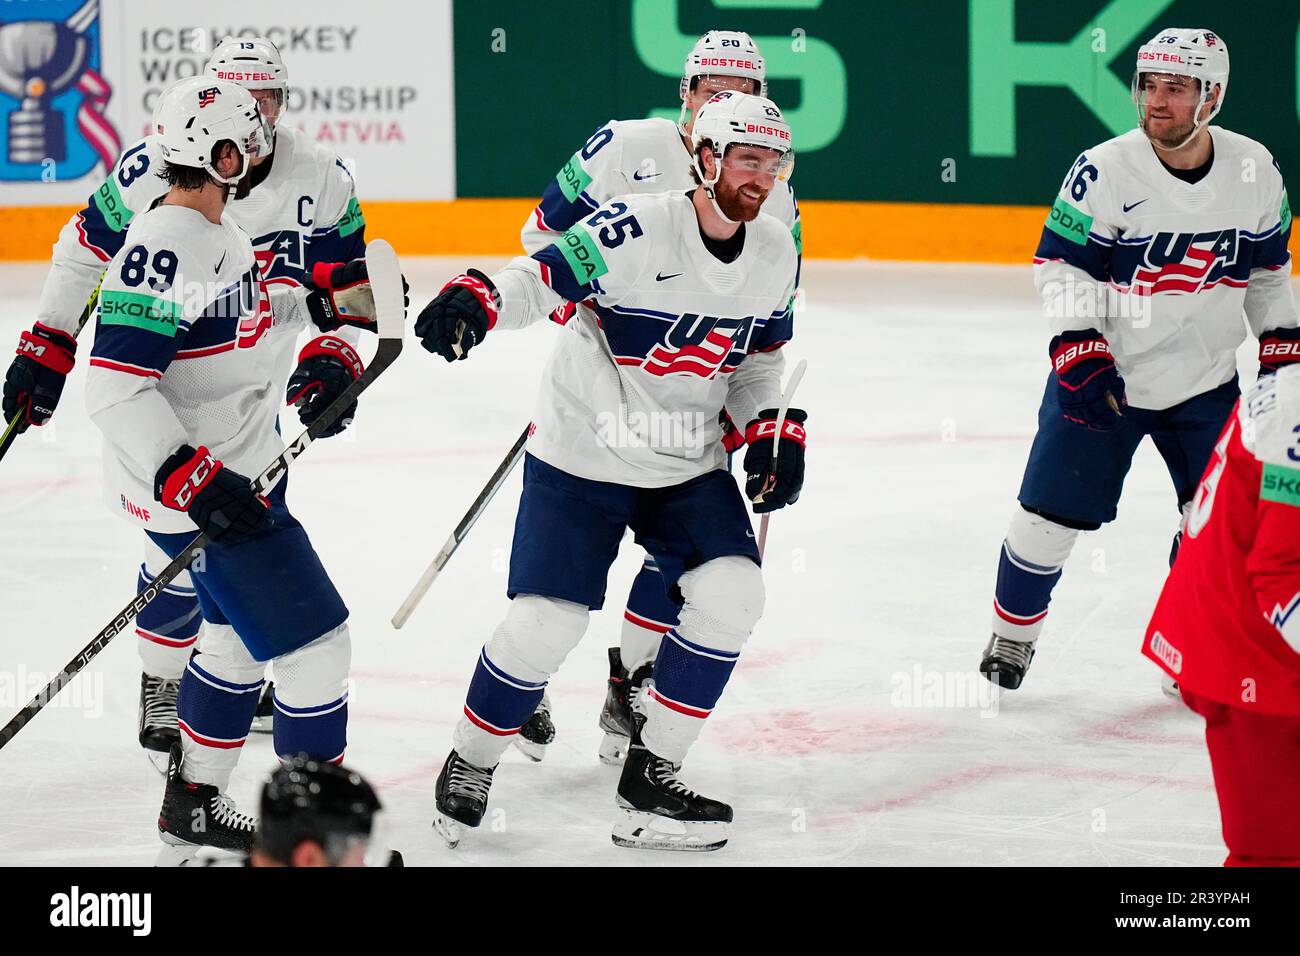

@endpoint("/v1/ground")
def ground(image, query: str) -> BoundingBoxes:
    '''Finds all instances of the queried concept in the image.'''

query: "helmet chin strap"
[1139,86,1216,154]
[693,153,740,225]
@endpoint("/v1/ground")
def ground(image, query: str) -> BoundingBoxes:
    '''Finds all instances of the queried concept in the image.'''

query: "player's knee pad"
[485,595,588,684]
[190,623,265,687]
[272,622,351,708]
[1006,504,1080,570]
[676,555,765,654]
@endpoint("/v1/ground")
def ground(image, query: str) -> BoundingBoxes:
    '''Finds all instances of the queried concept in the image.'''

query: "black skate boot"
[598,647,654,765]
[979,634,1035,690]
[250,680,274,734]
[139,673,180,773]
[513,693,555,762]
[432,750,496,849]
[156,742,256,858]
[612,717,731,851]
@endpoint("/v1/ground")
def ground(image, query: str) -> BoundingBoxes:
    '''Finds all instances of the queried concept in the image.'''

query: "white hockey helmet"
[207,36,289,94]
[152,77,271,186]
[678,31,766,133]
[1131,28,1229,150]
[691,90,793,180]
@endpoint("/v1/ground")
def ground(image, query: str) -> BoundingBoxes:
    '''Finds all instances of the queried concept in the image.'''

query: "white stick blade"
[365,238,405,340]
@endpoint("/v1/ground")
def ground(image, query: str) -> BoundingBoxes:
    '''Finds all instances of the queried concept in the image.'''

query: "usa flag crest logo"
[0,0,121,181]
[197,87,220,109]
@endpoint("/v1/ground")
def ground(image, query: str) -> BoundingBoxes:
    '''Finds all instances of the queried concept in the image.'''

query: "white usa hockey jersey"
[1033,126,1298,410]
[84,204,296,534]
[492,190,797,487]
[36,124,365,374]
[522,117,800,270]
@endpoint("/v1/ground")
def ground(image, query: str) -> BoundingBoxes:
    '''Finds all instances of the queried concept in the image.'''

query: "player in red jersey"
[1143,367,1300,866]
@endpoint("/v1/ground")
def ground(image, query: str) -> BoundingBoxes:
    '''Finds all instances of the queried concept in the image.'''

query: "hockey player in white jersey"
[415,91,805,850]
[981,28,1300,690]
[85,77,368,854]
[2,37,379,765]
[517,29,802,765]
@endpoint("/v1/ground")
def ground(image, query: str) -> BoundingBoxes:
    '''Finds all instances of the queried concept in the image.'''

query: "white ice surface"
[0,257,1265,866]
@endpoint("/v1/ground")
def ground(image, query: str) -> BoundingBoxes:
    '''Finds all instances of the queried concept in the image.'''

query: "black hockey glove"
[155,444,271,543]
[285,335,364,438]
[1050,329,1126,432]
[1258,327,1300,378]
[306,259,409,334]
[743,408,807,514]
[415,269,499,362]
[3,323,77,429]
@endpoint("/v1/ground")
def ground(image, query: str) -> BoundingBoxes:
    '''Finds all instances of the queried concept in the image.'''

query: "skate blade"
[432,812,467,849]
[154,844,199,867]
[611,809,728,852]
[598,731,629,766]
[512,735,547,762]
[249,716,274,735]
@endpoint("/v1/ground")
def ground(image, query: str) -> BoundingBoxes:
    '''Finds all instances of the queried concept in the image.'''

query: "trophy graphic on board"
[0,0,102,165]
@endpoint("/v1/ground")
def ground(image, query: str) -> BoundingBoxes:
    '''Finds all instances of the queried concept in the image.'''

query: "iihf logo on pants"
[0,0,120,181]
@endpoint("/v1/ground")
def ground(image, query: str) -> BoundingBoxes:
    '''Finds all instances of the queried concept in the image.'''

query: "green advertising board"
[454,0,1300,203]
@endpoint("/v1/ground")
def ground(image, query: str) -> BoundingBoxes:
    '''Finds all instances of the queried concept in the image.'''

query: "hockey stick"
[0,239,405,751]
[391,423,530,629]
[0,275,104,467]
[757,358,807,558]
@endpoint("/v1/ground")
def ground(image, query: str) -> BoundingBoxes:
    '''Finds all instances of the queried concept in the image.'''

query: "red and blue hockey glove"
[3,323,76,429]
[306,259,408,334]
[743,408,807,514]
[1050,329,1126,432]
[285,335,364,438]
[415,268,499,362]
[155,444,270,542]
[1258,327,1300,377]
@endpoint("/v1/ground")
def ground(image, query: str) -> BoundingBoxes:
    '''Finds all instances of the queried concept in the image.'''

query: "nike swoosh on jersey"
[1123,199,1149,213]
[215,252,226,273]
[633,170,662,181]
[656,272,683,281]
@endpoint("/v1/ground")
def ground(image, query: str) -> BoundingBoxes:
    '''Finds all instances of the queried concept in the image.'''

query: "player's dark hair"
[156,140,239,191]
[689,139,719,186]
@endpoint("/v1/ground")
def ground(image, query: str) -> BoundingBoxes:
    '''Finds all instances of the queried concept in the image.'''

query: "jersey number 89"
[121,245,178,293]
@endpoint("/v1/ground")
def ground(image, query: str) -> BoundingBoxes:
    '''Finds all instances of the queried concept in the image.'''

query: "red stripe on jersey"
[462,705,519,736]
[178,719,245,749]
[74,213,111,263]
[89,357,162,379]
[136,627,198,649]
[647,687,710,719]
[624,609,673,633]
[174,341,236,360]
[993,599,1049,625]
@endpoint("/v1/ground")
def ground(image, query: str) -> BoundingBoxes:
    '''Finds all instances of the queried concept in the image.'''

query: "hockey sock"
[272,623,351,765]
[176,624,264,791]
[641,557,760,763]
[991,506,1080,643]
[621,555,681,671]
[453,595,586,767]
[136,543,202,679]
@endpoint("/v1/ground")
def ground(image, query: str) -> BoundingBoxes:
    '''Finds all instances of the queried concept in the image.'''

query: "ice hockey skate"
[598,647,654,765]
[156,743,257,856]
[612,718,732,851]
[250,680,275,734]
[432,749,496,849]
[139,673,180,773]
[979,634,1035,690]
[513,692,554,761]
